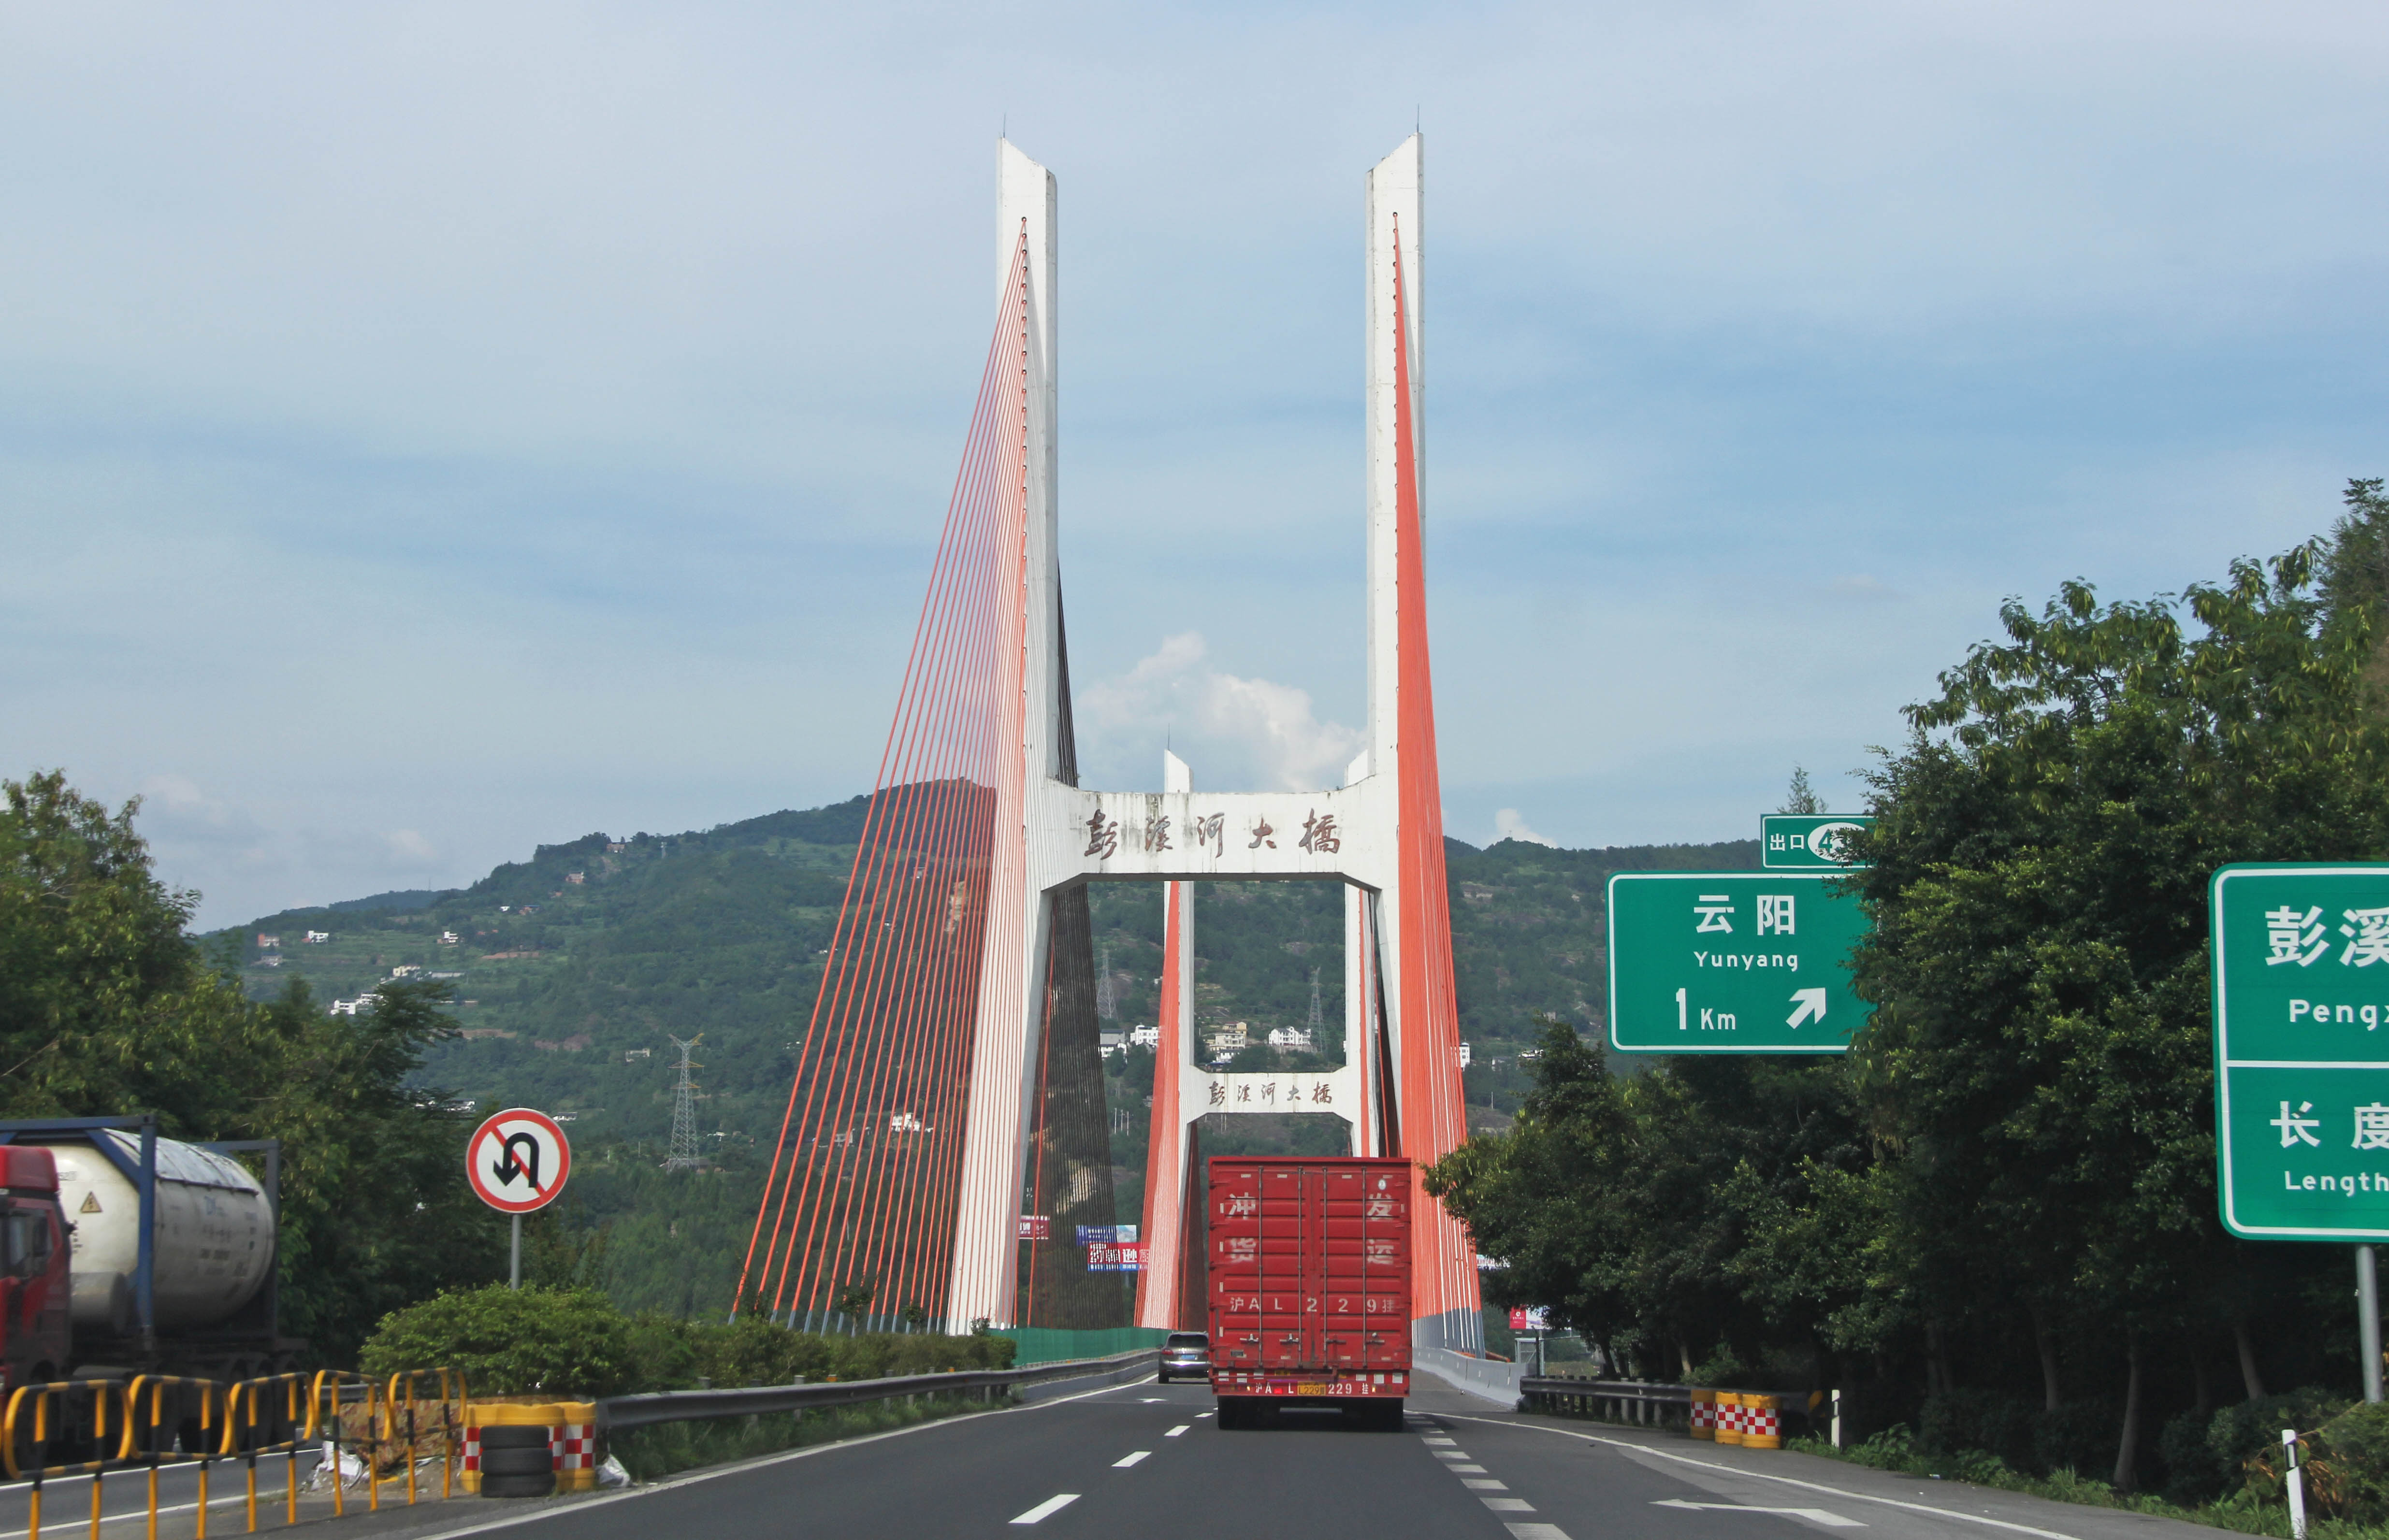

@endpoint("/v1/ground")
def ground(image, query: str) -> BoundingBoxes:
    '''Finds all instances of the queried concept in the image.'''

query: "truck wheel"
[478,1472,555,1499]
[1369,1399,1405,1431]
[478,1425,554,1451]
[1215,1399,1242,1430]
[479,1448,557,1478]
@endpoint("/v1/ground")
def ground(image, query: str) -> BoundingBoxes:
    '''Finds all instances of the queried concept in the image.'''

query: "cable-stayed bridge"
[736,135,1480,1354]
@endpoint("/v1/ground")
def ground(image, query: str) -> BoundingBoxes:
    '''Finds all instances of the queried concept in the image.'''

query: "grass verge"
[609,1392,1012,1482]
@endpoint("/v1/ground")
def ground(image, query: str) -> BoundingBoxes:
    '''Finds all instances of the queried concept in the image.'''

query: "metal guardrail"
[1520,1376,1693,1424]
[595,1348,1160,1432]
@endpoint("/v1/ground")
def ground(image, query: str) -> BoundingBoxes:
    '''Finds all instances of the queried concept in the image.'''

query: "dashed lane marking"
[1506,1527,1573,1540]
[1464,1480,1510,1490]
[1433,1413,2093,1540]
[1165,1426,1190,1438]
[1114,1452,1151,1468]
[1483,1498,1537,1512]
[1655,1500,1863,1527]
[1139,1397,1165,1403]
[1423,1436,1456,1445]
[1011,1495,1080,1525]
[1435,1451,1470,1460]
[1451,1464,1488,1472]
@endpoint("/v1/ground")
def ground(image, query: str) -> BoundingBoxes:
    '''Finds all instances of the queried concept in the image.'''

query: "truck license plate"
[1296,1382,1329,1395]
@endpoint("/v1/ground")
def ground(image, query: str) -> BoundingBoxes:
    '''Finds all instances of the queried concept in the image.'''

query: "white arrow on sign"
[1654,1501,1863,1527]
[1786,988,1828,1029]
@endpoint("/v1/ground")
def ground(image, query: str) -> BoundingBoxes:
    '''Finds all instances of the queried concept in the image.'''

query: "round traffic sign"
[466,1108,572,1214]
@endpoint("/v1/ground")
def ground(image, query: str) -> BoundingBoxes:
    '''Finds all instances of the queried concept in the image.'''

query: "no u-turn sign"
[467,1108,572,1214]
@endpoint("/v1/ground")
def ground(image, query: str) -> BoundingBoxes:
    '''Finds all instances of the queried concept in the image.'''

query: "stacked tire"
[477,1425,556,1499]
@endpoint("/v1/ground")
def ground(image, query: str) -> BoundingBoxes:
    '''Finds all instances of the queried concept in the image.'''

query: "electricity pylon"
[664,1034,704,1171]
[1096,943,1117,1022]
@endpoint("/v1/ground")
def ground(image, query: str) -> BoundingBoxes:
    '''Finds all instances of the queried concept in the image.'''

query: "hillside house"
[438,931,460,944]
[256,934,279,948]
[1203,1022,1249,1054]
[327,994,378,1017]
[1129,1024,1159,1048]
[565,873,585,885]
[1267,1027,1313,1050]
[390,964,421,979]
[606,842,627,854]
[1098,1030,1125,1058]
[303,931,330,944]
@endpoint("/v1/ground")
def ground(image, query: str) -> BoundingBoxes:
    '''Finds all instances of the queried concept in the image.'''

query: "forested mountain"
[218,796,1757,1315]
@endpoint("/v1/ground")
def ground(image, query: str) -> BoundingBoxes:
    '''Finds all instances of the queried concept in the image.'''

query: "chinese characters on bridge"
[1206,1078,1336,1108]
[1080,806,1343,863]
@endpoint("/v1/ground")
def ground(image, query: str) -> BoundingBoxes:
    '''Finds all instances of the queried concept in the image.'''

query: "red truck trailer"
[1206,1155,1411,1430]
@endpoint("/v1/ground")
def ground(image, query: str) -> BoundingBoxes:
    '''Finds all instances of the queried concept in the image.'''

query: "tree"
[1781,768,1824,816]
[1850,527,2389,1488]
[0,772,502,1363]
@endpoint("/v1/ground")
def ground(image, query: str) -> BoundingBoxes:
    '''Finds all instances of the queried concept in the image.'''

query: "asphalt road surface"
[0,1375,2237,1540]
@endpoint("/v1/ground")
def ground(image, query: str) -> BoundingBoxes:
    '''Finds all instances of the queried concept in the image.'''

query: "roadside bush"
[361,1285,638,1398]
[363,1287,1019,1400]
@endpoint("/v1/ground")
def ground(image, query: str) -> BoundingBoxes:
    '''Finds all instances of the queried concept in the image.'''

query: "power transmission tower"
[1096,942,1117,1021]
[1306,967,1323,1041]
[664,1034,704,1171]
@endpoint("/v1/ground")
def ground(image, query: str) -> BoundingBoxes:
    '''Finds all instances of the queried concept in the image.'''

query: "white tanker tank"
[48,1130,274,1334]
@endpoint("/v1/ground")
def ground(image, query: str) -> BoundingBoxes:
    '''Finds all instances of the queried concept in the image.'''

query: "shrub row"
[358,1285,1017,1400]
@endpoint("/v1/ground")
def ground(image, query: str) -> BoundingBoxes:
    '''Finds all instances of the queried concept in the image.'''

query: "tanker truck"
[0,1115,290,1395]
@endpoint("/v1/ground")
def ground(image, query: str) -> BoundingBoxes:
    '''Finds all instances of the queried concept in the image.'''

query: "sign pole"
[2362,1246,2382,1403]
[511,1213,523,1292]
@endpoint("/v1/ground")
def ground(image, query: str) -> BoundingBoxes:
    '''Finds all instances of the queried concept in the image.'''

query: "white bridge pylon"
[941,134,1480,1352]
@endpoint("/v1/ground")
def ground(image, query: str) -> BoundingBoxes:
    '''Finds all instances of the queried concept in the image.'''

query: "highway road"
[0,1375,2234,1540]
[410,1375,2221,1540]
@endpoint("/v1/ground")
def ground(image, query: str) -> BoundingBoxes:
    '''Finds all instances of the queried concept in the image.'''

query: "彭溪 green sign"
[2212,864,2389,1241]
[1607,872,1869,1054]
[1762,815,1875,870]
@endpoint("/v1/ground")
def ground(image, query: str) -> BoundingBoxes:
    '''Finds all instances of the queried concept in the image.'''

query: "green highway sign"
[2212,864,2389,1241]
[1762,815,1875,870]
[1607,872,1870,1054]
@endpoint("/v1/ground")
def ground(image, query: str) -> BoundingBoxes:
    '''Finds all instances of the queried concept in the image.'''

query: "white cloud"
[385,829,439,866]
[1078,632,1363,793]
[1492,808,1556,848]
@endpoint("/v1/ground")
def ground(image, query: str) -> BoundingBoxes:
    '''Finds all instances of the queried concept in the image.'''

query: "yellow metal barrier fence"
[3,1379,129,1540]
[0,1364,468,1540]
[219,1376,308,1534]
[124,1377,218,1540]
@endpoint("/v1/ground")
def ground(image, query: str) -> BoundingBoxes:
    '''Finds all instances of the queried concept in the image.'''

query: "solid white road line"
[1655,1499,1863,1527]
[1434,1413,2093,1540]
[1114,1452,1151,1468]
[1165,1426,1190,1438]
[1011,1494,1080,1524]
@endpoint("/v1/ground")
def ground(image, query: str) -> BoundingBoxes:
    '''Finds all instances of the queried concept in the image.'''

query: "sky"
[3,2,2386,929]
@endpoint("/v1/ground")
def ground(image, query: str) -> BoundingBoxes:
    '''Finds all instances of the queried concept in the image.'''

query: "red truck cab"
[1206,1155,1410,1430]
[0,1147,70,1395]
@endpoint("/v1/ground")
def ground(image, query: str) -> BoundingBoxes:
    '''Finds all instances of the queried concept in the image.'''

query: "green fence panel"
[995,1326,1170,1367]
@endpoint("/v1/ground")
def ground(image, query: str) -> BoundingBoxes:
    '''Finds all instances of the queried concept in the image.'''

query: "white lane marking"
[1165,1425,1190,1438]
[1423,1436,1457,1445]
[1483,1498,1536,1511]
[1434,1413,2094,1540]
[1011,1494,1081,1524]
[1656,1500,1863,1527]
[1197,1411,1216,1418]
[398,1371,1161,1540]
[1506,1527,1573,1540]
[1434,1450,1469,1459]
[1464,1479,1510,1490]
[1114,1451,1151,1468]
[1140,1397,1165,1403]
[0,1487,257,1537]
[1450,1464,1488,1473]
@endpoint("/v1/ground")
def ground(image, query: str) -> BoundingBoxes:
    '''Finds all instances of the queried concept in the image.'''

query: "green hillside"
[220,797,1757,1316]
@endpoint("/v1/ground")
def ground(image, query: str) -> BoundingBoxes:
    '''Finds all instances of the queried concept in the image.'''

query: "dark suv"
[1158,1332,1211,1384]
